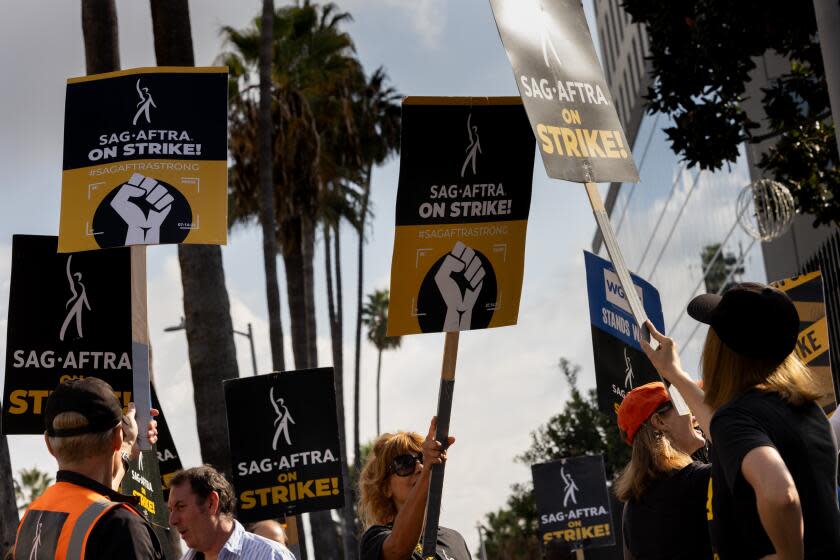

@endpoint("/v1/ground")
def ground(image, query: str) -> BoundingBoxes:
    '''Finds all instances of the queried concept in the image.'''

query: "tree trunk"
[283,217,308,370]
[376,349,382,436]
[82,0,119,74]
[149,0,239,474]
[299,215,338,559]
[302,215,318,368]
[334,225,344,373]
[0,430,17,557]
[353,163,373,473]
[336,228,360,555]
[177,246,239,471]
[258,0,286,373]
[325,223,359,559]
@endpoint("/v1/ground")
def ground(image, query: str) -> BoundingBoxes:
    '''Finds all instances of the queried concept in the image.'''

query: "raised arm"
[640,321,714,439]
[112,403,159,490]
[381,417,455,560]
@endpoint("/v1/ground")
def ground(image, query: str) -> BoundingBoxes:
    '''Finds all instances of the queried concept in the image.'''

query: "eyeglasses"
[389,452,423,477]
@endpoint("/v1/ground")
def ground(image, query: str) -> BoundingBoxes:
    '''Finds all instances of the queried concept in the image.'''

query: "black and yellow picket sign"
[119,447,171,548]
[387,97,536,558]
[224,368,344,521]
[489,0,638,183]
[58,66,228,253]
[387,97,535,336]
[1,235,133,434]
[490,0,691,417]
[772,271,836,412]
[532,455,615,552]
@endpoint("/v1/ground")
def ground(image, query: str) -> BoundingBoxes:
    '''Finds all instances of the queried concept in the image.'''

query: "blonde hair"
[614,420,693,502]
[701,328,819,409]
[47,412,116,464]
[358,431,424,529]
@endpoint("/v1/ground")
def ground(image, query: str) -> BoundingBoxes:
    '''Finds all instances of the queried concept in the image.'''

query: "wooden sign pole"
[575,547,585,560]
[583,182,689,414]
[421,331,460,558]
[131,245,153,450]
[284,515,302,559]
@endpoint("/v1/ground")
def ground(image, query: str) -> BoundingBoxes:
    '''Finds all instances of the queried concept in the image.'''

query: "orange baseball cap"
[617,382,670,444]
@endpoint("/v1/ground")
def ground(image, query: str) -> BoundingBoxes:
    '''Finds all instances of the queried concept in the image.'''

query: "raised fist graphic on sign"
[110,173,175,245]
[435,241,486,331]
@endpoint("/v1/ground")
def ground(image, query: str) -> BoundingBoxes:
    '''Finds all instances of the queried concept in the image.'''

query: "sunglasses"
[654,401,674,415]
[389,452,423,477]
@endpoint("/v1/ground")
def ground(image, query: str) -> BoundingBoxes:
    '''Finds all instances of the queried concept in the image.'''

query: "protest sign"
[489,0,638,183]
[224,368,344,521]
[387,97,535,336]
[2,235,132,434]
[488,0,662,392]
[772,271,836,412]
[532,455,615,550]
[119,448,169,543]
[58,66,228,252]
[584,251,665,419]
[386,97,535,556]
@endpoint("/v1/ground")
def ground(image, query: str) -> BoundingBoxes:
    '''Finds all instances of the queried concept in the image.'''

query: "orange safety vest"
[14,481,140,560]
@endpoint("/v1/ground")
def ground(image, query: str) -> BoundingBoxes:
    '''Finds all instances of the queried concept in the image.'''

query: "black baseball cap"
[687,282,799,363]
[44,377,123,437]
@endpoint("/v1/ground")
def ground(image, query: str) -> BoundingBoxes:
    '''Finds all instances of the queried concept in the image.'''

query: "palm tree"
[223,1,359,373]
[352,67,401,473]
[223,4,361,557]
[258,0,286,372]
[13,468,53,513]
[149,0,241,476]
[362,289,402,434]
[322,179,362,557]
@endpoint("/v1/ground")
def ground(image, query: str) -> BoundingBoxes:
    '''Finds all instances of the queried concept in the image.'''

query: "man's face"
[167,483,217,551]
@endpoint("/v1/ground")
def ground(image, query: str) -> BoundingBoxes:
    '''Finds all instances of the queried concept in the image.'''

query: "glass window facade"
[603,114,766,370]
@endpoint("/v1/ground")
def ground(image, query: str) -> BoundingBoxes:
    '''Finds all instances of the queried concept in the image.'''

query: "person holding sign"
[358,418,471,560]
[641,283,840,559]
[13,378,161,560]
[614,382,711,559]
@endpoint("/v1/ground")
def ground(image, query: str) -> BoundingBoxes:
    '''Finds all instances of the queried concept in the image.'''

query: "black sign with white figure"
[532,455,615,550]
[490,0,639,183]
[2,235,132,434]
[62,70,228,170]
[224,368,344,521]
[119,447,168,533]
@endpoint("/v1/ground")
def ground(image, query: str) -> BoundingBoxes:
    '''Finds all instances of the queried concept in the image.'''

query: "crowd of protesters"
[9,282,840,560]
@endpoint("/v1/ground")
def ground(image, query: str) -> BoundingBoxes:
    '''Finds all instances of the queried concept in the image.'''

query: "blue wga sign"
[584,251,664,350]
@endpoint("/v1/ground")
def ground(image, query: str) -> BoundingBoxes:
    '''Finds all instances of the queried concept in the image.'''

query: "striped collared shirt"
[181,519,296,560]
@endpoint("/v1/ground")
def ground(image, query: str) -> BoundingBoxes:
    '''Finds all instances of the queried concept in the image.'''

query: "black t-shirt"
[360,524,472,560]
[708,390,840,559]
[623,462,713,560]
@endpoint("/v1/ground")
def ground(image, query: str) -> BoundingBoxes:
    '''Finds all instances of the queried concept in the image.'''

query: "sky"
[0,0,615,555]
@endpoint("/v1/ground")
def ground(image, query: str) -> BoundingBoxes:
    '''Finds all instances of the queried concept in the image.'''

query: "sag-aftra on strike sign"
[490,0,639,183]
[58,67,228,252]
[2,235,133,434]
[387,97,535,336]
[224,368,344,521]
